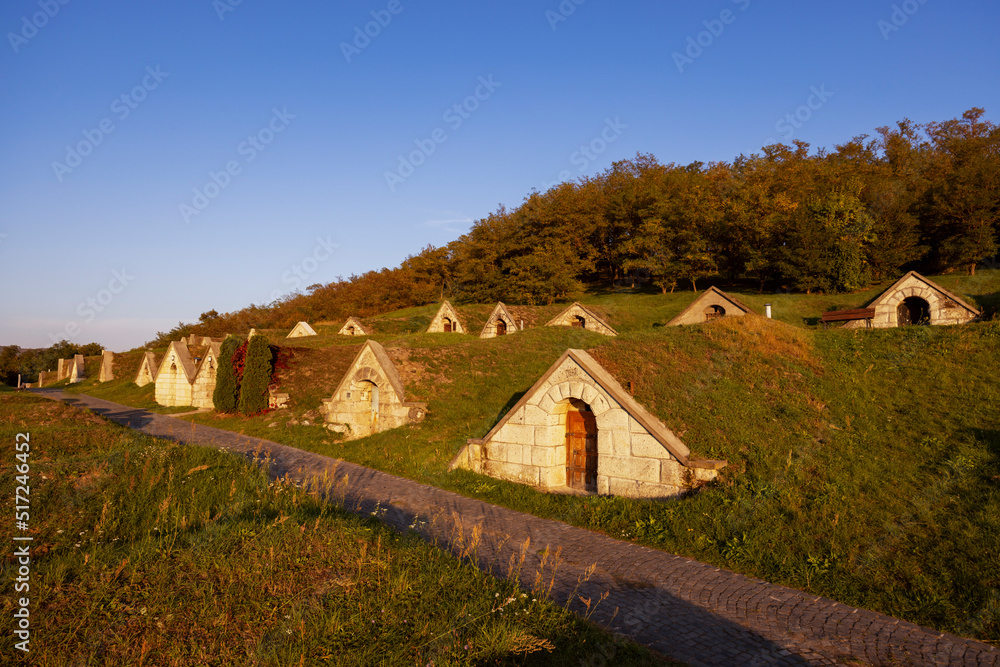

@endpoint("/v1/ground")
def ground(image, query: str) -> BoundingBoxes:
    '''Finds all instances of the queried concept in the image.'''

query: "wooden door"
[444,318,453,333]
[496,319,507,336]
[572,316,586,328]
[566,410,597,491]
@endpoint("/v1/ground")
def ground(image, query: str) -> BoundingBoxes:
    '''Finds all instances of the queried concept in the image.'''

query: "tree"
[0,346,20,386]
[779,186,877,293]
[213,335,241,413]
[238,334,273,416]
[922,108,999,275]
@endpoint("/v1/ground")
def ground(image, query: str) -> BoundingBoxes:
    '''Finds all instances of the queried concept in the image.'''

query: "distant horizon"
[3,0,998,351]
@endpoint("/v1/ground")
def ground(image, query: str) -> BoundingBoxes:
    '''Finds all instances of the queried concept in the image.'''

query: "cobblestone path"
[35,390,1000,666]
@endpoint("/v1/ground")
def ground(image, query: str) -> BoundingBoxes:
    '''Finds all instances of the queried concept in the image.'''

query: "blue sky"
[1,0,998,351]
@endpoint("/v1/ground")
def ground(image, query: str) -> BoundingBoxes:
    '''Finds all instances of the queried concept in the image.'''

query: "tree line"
[119,107,1000,349]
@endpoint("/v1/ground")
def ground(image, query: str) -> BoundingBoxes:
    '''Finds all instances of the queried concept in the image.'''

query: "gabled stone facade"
[135,352,159,387]
[844,271,981,328]
[287,321,318,338]
[545,303,618,336]
[99,351,115,382]
[427,301,465,333]
[320,340,427,439]
[69,355,85,383]
[339,317,369,336]
[154,342,196,407]
[480,302,518,338]
[667,287,756,326]
[191,342,222,409]
[453,349,725,499]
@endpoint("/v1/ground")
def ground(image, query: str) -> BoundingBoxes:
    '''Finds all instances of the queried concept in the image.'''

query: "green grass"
[61,269,1000,644]
[0,393,675,666]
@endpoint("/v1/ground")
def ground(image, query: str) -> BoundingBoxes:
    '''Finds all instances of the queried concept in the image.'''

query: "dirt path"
[33,389,999,666]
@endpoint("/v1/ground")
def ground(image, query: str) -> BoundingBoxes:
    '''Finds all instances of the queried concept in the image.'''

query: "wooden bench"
[820,307,876,329]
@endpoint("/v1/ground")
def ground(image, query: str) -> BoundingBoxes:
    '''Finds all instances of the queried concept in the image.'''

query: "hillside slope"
[67,273,1000,642]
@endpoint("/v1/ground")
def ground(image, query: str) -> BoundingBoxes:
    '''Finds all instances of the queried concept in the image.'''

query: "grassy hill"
[65,269,1000,643]
[0,392,673,665]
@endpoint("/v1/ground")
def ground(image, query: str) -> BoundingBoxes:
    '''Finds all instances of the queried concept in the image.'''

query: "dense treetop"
[152,108,999,345]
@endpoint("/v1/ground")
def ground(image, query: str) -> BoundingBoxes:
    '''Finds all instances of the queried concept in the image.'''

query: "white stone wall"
[845,275,978,328]
[321,347,425,438]
[669,295,749,326]
[155,361,192,406]
[480,305,518,339]
[99,351,114,382]
[191,364,217,408]
[548,305,617,336]
[135,356,156,387]
[479,357,703,498]
[427,302,465,333]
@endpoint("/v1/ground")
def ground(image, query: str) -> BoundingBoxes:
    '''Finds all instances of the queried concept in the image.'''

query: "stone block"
[660,461,686,487]
[608,478,681,499]
[534,425,557,447]
[693,467,720,484]
[531,446,556,468]
[568,381,585,400]
[591,395,610,414]
[599,408,629,429]
[597,431,615,456]
[537,394,556,413]
[600,456,660,484]
[546,386,563,404]
[631,433,669,460]
[497,423,535,446]
[629,416,645,433]
[508,406,526,425]
[581,384,599,405]
[542,466,565,488]
[597,475,610,495]
[523,404,550,425]
[612,430,631,456]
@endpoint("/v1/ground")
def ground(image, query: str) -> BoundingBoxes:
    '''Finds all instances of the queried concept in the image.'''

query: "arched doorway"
[443,317,453,332]
[704,305,726,321]
[356,380,379,430]
[496,319,507,336]
[572,315,586,328]
[565,400,597,492]
[897,297,930,326]
[347,326,355,335]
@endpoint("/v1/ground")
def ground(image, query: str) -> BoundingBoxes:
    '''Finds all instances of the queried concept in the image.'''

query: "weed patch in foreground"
[0,394,674,666]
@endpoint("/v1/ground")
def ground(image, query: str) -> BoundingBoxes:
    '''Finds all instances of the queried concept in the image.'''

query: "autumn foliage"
[146,108,999,347]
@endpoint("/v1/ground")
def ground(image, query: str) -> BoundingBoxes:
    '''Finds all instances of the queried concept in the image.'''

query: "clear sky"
[1,0,998,351]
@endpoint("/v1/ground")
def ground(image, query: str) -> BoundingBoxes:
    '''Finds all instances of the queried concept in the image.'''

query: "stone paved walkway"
[34,390,1000,666]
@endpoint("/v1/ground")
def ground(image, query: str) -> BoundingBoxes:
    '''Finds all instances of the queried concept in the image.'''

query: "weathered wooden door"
[444,318,453,333]
[566,410,597,491]
[496,319,507,336]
